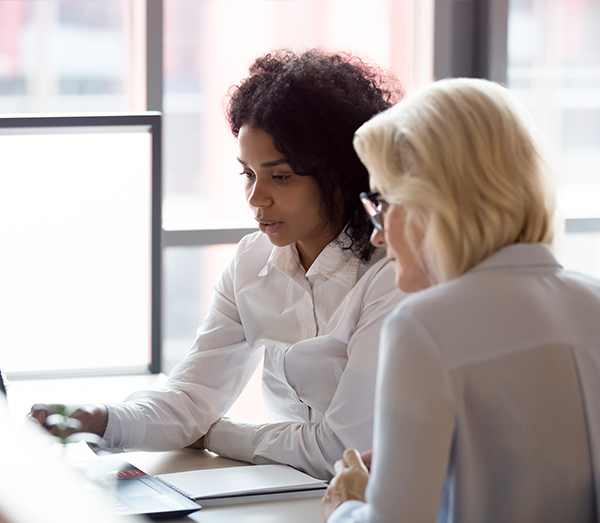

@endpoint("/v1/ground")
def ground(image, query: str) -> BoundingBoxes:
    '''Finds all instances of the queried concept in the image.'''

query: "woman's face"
[371,199,430,292]
[237,125,335,269]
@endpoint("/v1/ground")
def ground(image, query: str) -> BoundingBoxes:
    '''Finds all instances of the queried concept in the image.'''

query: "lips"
[256,220,283,235]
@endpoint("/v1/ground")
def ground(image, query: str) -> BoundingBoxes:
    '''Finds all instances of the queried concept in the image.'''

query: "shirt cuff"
[328,500,367,523]
[101,402,147,451]
[204,417,261,464]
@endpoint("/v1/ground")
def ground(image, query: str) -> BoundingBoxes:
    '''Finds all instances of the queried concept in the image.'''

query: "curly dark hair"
[226,49,403,262]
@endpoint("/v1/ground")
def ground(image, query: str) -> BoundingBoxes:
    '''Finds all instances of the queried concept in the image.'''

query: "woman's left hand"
[321,449,370,521]
[185,435,206,450]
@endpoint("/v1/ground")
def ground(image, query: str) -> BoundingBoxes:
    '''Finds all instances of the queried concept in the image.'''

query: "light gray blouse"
[331,243,600,523]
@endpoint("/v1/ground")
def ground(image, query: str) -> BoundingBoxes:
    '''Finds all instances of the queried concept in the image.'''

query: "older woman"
[322,78,600,521]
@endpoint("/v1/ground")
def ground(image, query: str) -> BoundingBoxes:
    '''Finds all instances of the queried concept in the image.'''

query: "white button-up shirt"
[103,231,404,479]
[330,243,600,522]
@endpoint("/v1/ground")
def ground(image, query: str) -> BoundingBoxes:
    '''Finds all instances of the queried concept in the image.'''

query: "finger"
[29,403,52,423]
[361,450,373,470]
[30,403,51,413]
[334,458,344,475]
[29,403,71,425]
[27,410,48,425]
[59,405,94,433]
[321,482,344,520]
[342,449,363,467]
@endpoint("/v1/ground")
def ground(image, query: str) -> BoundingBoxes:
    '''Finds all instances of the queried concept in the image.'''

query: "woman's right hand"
[28,403,109,438]
[361,450,373,471]
[321,449,370,521]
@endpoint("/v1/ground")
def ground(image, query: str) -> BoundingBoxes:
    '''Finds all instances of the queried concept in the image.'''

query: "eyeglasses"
[360,191,388,231]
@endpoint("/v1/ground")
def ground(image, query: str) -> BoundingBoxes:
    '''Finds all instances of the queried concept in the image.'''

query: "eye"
[240,171,255,179]
[272,174,291,181]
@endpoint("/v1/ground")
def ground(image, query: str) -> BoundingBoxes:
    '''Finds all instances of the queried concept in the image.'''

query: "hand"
[361,450,373,471]
[321,449,370,521]
[186,417,221,450]
[28,403,109,439]
[186,435,206,450]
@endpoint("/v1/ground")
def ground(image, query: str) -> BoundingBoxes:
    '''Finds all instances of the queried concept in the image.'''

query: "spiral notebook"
[155,464,328,506]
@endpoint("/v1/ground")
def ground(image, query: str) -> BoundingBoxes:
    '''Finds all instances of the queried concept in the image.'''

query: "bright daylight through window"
[507,0,600,278]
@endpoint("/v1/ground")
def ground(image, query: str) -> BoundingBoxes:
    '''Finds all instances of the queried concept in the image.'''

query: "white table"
[6,375,324,522]
[124,449,324,522]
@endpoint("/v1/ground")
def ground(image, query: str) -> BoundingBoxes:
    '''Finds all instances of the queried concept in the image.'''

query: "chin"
[396,273,430,293]
[398,281,420,293]
[264,233,292,248]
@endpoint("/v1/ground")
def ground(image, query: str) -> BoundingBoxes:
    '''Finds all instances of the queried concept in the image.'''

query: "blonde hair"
[354,78,556,283]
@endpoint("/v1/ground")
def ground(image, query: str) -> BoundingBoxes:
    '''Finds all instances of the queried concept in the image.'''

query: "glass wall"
[162,244,237,372]
[507,0,600,277]
[161,0,435,371]
[162,0,435,231]
[0,120,155,376]
[1,0,435,377]
[0,0,148,377]
[0,0,145,114]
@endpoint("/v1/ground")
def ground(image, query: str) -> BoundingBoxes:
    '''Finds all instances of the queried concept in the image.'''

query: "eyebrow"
[237,158,290,168]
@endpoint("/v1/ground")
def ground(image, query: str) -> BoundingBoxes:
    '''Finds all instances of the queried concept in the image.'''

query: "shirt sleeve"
[328,501,369,523]
[205,263,404,480]
[359,308,456,522]
[102,241,262,451]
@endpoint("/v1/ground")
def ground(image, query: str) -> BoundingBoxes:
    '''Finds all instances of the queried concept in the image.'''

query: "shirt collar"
[258,243,302,279]
[258,232,362,288]
[305,240,361,287]
[468,243,562,274]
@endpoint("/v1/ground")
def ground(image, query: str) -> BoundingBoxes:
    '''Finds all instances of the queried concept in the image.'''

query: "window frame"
[432,0,600,237]
[1,112,162,377]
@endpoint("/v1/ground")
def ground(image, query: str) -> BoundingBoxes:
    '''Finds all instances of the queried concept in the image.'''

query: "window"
[161,0,435,370]
[507,0,600,278]
[0,0,145,113]
[0,115,160,377]
[0,0,148,377]
[162,0,434,231]
[1,0,436,376]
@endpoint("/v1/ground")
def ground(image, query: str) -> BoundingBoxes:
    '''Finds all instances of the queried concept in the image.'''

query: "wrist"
[203,417,225,451]
[94,404,109,437]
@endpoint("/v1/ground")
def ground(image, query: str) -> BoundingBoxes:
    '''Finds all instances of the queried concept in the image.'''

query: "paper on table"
[155,464,327,504]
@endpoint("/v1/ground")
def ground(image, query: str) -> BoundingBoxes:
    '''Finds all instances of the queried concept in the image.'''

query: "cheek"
[384,228,404,257]
[244,183,253,203]
[297,190,326,224]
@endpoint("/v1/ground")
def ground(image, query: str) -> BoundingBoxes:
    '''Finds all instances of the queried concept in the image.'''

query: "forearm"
[205,417,348,480]
[101,378,248,451]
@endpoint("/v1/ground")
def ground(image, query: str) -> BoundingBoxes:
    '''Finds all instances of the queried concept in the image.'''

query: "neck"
[297,243,319,272]
[296,227,343,271]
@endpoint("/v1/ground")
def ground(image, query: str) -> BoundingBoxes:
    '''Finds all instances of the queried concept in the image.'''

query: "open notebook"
[155,464,328,506]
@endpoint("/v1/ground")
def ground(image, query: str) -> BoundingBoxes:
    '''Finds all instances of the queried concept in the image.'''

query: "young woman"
[31,50,405,480]
[322,78,600,521]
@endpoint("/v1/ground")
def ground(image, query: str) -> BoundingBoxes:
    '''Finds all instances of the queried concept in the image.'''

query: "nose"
[247,177,272,208]
[370,226,385,247]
